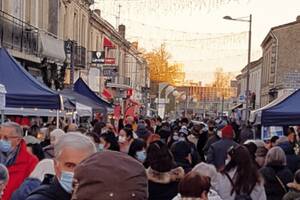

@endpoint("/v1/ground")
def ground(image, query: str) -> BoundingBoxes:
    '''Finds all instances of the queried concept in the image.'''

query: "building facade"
[261,17,300,107]
[237,58,262,110]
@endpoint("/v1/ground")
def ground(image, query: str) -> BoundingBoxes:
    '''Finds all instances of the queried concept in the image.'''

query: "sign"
[105,58,116,65]
[91,51,105,64]
[261,126,284,140]
[103,66,118,77]
[0,84,6,110]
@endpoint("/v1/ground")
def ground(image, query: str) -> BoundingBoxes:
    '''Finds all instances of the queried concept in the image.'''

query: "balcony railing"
[74,45,86,67]
[0,10,38,55]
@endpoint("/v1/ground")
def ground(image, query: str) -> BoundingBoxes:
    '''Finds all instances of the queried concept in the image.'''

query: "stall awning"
[39,32,66,63]
[0,48,61,109]
[250,92,292,125]
[262,89,300,126]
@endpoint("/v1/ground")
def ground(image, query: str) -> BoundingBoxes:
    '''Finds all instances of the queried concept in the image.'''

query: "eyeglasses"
[0,135,20,141]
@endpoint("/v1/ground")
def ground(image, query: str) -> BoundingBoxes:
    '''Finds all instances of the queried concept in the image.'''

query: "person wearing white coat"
[215,145,266,200]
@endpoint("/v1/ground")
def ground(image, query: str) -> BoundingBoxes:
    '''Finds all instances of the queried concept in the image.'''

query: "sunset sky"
[95,0,300,84]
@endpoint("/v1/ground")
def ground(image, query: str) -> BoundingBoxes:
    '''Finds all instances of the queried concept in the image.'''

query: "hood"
[278,141,295,155]
[147,167,185,184]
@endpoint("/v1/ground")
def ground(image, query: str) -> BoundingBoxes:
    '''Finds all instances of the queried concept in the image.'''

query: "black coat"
[260,164,294,200]
[25,177,71,200]
[278,142,300,173]
[148,181,179,200]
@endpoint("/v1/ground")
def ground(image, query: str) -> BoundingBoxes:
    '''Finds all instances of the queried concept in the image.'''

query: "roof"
[0,48,61,109]
[261,19,300,47]
[241,57,263,73]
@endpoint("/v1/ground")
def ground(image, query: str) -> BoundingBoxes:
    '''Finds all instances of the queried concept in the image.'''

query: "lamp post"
[223,14,252,123]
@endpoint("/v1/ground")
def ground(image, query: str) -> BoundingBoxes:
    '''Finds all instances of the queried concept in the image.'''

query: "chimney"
[118,24,125,38]
[297,16,300,21]
[94,9,101,17]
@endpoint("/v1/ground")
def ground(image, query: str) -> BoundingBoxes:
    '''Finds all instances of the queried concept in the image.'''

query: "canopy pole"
[1,110,4,124]
[56,110,59,129]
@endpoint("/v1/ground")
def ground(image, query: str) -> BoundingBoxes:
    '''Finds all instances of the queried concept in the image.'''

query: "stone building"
[261,16,300,107]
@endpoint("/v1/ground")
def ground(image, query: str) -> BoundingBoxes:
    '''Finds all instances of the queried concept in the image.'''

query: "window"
[81,15,86,47]
[73,11,78,41]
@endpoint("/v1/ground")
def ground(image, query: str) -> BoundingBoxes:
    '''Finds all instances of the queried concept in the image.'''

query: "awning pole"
[1,110,4,124]
[56,110,59,129]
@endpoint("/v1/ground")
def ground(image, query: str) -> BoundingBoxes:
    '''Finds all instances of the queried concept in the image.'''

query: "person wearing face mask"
[99,131,120,152]
[0,122,38,200]
[25,132,96,200]
[118,128,134,153]
[203,121,221,157]
[128,139,147,163]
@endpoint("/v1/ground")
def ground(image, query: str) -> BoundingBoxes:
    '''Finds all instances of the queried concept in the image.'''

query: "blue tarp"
[262,89,300,126]
[59,89,106,113]
[74,78,112,108]
[0,48,61,109]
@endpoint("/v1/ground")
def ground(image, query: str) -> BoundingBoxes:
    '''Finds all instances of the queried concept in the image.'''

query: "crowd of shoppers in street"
[1,115,300,200]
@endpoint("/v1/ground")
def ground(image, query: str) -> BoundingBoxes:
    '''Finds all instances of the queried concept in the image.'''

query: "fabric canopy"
[74,78,112,109]
[59,88,106,114]
[0,48,61,109]
[261,89,300,126]
[250,92,291,125]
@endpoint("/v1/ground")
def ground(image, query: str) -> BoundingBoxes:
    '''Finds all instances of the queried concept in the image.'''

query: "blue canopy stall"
[0,48,61,109]
[261,89,300,126]
[74,78,112,108]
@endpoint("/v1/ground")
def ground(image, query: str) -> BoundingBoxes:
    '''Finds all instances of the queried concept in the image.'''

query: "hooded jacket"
[2,140,38,200]
[147,167,185,200]
[25,177,71,200]
[260,164,294,200]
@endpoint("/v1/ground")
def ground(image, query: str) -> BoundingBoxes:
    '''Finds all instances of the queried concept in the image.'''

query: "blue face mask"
[98,144,105,152]
[0,140,12,153]
[136,150,146,163]
[59,171,74,193]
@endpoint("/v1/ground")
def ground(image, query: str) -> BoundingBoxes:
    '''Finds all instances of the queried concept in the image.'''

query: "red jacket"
[2,140,38,200]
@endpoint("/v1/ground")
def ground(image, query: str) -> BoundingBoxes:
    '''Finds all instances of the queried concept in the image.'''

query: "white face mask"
[217,130,222,138]
[118,136,127,143]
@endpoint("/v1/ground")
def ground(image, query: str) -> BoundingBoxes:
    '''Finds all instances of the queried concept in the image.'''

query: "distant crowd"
[0,115,300,200]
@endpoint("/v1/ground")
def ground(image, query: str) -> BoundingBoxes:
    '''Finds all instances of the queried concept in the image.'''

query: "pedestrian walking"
[0,122,38,200]
[260,146,294,200]
[283,169,300,200]
[25,133,96,200]
[216,145,266,200]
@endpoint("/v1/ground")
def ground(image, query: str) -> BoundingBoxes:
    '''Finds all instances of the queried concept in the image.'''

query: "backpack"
[225,172,255,200]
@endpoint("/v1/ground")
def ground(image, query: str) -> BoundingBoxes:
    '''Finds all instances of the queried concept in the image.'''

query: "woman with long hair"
[216,145,266,200]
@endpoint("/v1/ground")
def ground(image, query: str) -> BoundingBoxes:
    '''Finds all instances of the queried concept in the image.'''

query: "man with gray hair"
[0,122,38,200]
[26,132,96,200]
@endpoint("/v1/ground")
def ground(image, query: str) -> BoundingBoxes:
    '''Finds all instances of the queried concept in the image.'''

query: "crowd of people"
[1,115,300,200]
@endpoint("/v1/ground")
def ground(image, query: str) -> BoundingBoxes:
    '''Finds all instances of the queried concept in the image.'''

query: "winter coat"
[203,134,220,156]
[25,177,71,200]
[278,141,300,173]
[260,164,294,200]
[147,167,185,200]
[206,139,238,170]
[2,140,38,200]
[11,178,41,200]
[43,145,54,159]
[283,182,300,200]
[215,168,266,200]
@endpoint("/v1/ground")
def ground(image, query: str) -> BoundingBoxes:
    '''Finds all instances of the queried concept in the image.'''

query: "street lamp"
[223,14,252,123]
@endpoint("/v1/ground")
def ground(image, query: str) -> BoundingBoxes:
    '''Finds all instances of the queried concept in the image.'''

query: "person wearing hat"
[26,133,96,200]
[71,151,148,200]
[206,125,238,171]
[171,141,193,173]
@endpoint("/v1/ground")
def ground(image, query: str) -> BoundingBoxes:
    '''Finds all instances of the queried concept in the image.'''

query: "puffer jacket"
[172,189,223,200]
[260,164,294,200]
[11,178,41,200]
